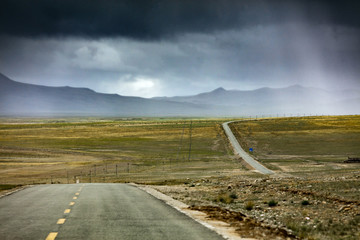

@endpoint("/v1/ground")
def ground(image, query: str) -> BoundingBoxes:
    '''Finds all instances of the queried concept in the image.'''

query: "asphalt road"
[222,121,274,175]
[0,184,224,240]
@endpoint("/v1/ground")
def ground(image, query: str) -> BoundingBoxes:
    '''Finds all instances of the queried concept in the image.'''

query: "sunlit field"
[1,116,359,185]
[230,115,360,177]
[0,118,248,185]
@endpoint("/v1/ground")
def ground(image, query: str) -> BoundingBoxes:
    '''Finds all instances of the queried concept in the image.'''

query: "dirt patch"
[190,205,297,240]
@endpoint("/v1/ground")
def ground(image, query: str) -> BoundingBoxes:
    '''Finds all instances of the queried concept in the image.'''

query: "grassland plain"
[0,118,249,185]
[229,115,360,176]
[1,116,360,239]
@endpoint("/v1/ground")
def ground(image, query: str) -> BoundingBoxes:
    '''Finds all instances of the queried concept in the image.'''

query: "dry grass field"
[0,118,247,185]
[229,115,360,176]
[1,115,359,239]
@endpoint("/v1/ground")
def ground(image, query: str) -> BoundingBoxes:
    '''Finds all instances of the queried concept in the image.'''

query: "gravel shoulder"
[136,184,252,240]
[147,173,360,240]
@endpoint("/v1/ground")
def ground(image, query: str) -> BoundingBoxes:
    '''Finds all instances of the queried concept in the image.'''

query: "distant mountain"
[0,73,212,116]
[1,72,359,116]
[154,85,360,115]
[155,85,326,105]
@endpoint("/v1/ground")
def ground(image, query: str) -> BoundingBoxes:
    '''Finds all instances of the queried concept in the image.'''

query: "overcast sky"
[1,0,359,97]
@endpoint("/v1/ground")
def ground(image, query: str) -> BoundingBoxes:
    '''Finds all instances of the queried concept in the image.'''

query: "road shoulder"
[0,185,32,199]
[134,183,254,240]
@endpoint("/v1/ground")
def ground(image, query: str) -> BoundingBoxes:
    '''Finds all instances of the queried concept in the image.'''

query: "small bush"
[216,193,234,204]
[229,192,238,199]
[301,200,310,206]
[245,201,254,211]
[268,200,278,207]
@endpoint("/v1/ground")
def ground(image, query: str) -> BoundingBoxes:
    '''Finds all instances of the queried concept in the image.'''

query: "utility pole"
[176,121,186,162]
[116,164,118,177]
[188,120,193,161]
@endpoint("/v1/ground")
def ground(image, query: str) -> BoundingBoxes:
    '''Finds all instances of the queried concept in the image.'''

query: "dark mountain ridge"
[0,73,212,116]
[154,84,360,115]
[1,73,359,116]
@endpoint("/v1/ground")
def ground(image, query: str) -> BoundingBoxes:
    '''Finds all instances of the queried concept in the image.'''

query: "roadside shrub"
[216,193,234,204]
[245,201,254,211]
[301,200,310,206]
[268,200,278,207]
[229,192,238,199]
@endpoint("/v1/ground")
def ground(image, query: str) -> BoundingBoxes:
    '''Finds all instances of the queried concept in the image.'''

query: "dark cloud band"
[1,0,359,39]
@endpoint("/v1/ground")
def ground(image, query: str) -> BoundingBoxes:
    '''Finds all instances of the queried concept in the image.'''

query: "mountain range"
[1,72,359,116]
[155,85,360,115]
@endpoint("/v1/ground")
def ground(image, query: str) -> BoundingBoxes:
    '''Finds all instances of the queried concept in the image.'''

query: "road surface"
[222,121,274,175]
[0,184,224,240]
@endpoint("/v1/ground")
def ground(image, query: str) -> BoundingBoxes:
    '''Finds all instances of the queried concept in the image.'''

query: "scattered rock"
[339,206,346,212]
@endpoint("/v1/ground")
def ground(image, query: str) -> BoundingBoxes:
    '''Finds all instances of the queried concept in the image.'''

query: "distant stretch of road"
[222,121,274,175]
[0,184,224,240]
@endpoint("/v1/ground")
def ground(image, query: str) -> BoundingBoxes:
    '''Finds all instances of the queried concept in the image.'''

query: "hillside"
[155,85,360,115]
[1,73,359,116]
[0,73,211,116]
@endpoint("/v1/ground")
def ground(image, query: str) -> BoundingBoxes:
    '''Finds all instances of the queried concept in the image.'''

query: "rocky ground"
[152,172,360,240]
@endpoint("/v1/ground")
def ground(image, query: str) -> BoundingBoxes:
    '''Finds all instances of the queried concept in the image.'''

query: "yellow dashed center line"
[57,218,66,224]
[45,187,85,240]
[45,232,58,240]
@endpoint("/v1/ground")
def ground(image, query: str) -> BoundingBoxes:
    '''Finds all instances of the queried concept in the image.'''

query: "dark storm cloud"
[0,0,360,98]
[0,0,359,39]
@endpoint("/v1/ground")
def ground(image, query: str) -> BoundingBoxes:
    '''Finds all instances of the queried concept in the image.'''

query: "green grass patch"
[0,184,21,191]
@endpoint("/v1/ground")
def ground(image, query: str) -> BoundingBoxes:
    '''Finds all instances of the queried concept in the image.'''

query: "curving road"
[222,121,274,175]
[0,184,224,240]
